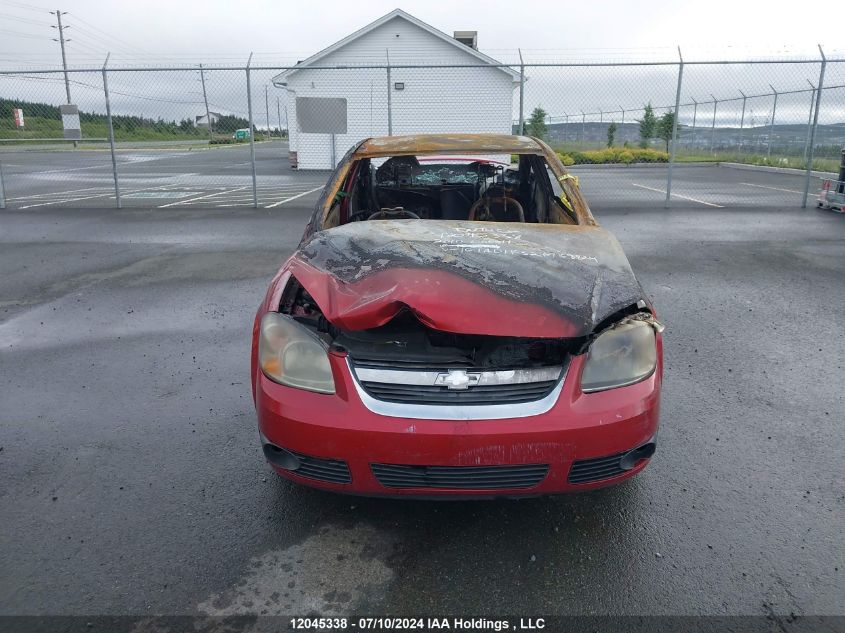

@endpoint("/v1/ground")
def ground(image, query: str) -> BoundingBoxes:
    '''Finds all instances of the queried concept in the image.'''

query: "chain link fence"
[1,53,844,210]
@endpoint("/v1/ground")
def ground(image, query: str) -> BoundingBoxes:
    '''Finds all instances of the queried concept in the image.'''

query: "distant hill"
[539,121,845,157]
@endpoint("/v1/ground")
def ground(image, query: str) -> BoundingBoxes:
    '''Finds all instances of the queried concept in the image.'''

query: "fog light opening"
[262,443,301,471]
[619,441,656,471]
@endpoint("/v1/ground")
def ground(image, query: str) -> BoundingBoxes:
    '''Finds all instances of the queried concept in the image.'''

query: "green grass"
[0,116,209,142]
[550,141,839,173]
[672,151,839,173]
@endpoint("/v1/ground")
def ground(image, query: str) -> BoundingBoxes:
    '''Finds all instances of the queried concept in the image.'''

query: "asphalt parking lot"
[1,193,844,624]
[0,139,830,210]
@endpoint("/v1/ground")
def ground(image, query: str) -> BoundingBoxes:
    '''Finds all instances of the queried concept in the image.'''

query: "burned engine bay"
[280,279,577,370]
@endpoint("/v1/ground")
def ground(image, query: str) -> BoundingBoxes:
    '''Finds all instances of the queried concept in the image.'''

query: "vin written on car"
[250,133,664,497]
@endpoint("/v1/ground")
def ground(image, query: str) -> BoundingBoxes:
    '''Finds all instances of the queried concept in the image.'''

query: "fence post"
[665,47,684,208]
[199,63,213,141]
[0,159,6,209]
[518,49,525,135]
[580,111,585,143]
[767,85,778,158]
[102,53,121,209]
[386,49,393,136]
[246,52,258,208]
[802,45,827,208]
[738,90,747,154]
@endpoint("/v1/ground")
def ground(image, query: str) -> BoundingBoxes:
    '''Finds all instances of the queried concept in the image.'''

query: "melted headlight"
[259,312,335,394]
[580,319,657,393]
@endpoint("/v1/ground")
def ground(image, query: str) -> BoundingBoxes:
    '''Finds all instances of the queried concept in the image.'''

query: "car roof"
[353,134,546,158]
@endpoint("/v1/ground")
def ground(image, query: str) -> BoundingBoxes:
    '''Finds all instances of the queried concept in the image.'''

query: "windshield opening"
[325,153,579,228]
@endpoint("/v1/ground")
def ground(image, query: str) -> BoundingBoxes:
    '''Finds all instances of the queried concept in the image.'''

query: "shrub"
[556,148,668,165]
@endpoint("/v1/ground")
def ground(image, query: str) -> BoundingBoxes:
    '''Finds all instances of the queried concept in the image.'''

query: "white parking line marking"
[631,183,724,208]
[265,186,324,209]
[7,186,107,201]
[16,183,188,208]
[158,186,248,208]
[20,191,115,208]
[741,182,803,194]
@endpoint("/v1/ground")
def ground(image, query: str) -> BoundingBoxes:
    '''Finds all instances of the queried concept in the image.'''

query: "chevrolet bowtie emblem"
[435,370,481,390]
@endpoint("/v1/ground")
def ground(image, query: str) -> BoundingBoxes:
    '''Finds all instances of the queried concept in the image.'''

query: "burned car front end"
[251,134,663,497]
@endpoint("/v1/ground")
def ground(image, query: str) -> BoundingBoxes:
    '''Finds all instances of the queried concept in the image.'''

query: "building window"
[394,82,405,91]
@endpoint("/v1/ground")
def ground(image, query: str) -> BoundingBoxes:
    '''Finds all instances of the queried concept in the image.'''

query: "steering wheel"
[468,196,525,222]
[367,207,421,221]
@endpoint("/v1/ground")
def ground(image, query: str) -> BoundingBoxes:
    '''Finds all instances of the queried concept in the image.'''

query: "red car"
[251,134,663,497]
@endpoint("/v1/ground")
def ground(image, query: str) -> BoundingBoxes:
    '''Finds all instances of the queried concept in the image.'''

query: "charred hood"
[288,220,645,339]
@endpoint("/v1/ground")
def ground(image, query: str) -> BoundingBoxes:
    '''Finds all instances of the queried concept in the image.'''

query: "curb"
[718,162,837,178]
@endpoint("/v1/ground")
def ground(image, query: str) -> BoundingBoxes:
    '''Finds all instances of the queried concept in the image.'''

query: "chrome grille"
[351,364,563,406]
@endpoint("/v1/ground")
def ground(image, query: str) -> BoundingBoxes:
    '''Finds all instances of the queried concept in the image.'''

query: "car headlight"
[258,312,335,394]
[580,320,657,393]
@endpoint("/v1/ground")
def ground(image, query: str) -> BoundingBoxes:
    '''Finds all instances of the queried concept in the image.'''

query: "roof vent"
[453,31,477,50]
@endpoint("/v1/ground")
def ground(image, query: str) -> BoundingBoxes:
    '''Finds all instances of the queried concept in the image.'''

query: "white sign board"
[13,108,24,127]
[296,97,347,134]
[60,104,81,140]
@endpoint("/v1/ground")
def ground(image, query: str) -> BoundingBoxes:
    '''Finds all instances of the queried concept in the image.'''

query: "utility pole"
[276,96,283,140]
[264,85,271,140]
[50,9,71,105]
[690,98,698,149]
[199,63,213,141]
[619,106,625,143]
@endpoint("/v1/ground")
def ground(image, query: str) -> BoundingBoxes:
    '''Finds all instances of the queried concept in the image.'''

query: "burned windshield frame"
[327,153,571,226]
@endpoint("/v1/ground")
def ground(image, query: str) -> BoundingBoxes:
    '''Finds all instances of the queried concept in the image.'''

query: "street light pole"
[265,85,271,140]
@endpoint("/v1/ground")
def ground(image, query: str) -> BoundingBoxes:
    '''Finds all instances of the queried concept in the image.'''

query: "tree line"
[524,103,678,151]
[0,98,250,135]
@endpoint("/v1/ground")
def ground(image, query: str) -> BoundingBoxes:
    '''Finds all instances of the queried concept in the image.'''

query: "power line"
[0,28,49,40]
[0,10,52,25]
[66,11,152,56]
[0,0,51,12]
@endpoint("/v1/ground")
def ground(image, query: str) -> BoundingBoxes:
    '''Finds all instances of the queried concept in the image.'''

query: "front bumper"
[254,348,662,497]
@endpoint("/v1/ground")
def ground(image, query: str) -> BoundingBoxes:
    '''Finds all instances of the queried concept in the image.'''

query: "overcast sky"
[2,0,843,67]
[2,0,844,129]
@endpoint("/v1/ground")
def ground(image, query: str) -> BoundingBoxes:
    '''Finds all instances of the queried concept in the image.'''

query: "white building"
[272,9,520,170]
[195,111,222,128]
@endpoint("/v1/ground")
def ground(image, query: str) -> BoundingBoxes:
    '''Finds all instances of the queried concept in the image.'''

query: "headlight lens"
[580,320,657,393]
[259,312,335,394]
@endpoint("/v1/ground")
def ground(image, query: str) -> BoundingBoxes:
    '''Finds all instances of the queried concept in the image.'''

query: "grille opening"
[371,463,549,489]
